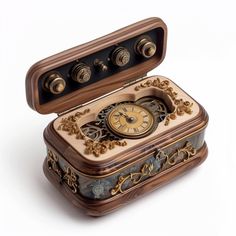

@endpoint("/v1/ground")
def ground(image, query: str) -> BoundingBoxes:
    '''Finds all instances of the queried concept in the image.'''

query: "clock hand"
[118,111,136,123]
[118,111,129,119]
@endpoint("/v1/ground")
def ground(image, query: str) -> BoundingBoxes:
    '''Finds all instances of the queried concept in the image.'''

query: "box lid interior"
[26,17,167,114]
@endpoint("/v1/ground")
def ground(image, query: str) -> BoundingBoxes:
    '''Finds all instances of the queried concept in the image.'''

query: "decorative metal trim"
[110,141,196,196]
[57,108,127,157]
[46,149,79,193]
[47,150,63,178]
[46,141,198,198]
[57,109,90,140]
[63,167,78,193]
[84,139,127,157]
[134,77,193,125]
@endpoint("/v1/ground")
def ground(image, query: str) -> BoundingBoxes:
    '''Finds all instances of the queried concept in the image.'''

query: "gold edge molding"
[134,77,193,125]
[110,141,197,196]
[57,108,127,157]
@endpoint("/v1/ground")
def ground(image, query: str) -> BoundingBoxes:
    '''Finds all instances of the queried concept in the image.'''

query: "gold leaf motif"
[63,167,79,193]
[57,109,90,140]
[47,150,62,177]
[111,142,196,196]
[47,150,79,194]
[135,77,193,125]
[84,139,127,157]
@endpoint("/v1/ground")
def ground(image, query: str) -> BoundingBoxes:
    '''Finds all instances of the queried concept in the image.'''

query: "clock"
[107,103,154,139]
[81,97,169,141]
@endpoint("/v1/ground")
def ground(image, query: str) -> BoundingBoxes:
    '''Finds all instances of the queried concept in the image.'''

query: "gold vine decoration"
[47,150,79,193]
[134,77,193,125]
[57,109,127,157]
[63,167,79,193]
[47,149,63,178]
[111,141,196,196]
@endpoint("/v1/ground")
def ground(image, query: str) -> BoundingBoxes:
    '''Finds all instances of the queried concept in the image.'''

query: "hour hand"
[118,111,129,119]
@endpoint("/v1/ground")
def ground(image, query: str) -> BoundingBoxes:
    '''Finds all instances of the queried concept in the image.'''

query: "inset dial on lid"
[107,103,154,138]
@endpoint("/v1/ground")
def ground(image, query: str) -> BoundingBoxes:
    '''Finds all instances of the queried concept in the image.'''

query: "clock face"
[107,104,154,138]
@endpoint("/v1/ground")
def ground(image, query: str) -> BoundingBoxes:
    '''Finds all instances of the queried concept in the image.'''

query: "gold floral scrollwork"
[164,99,193,126]
[111,141,197,196]
[57,109,90,140]
[63,167,79,194]
[134,77,193,125]
[47,149,79,194]
[161,141,197,168]
[57,108,127,157]
[111,163,156,196]
[84,139,127,157]
[47,149,62,178]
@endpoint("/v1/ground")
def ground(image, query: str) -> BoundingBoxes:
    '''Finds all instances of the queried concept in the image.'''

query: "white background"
[0,0,235,235]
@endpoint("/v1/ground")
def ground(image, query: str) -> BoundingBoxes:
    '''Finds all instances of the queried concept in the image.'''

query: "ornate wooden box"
[26,17,208,216]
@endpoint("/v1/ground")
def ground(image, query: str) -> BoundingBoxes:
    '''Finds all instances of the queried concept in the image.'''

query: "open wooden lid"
[26,17,167,114]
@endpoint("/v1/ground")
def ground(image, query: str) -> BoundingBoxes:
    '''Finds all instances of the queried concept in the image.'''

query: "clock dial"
[107,104,154,138]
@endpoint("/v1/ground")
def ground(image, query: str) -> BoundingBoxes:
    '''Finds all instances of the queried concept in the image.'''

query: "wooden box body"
[26,18,208,216]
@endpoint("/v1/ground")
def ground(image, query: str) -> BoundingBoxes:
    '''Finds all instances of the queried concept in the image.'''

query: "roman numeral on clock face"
[118,124,127,130]
[133,128,138,132]
[122,107,127,112]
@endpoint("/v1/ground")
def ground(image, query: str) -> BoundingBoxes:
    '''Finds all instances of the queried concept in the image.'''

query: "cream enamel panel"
[53,75,200,162]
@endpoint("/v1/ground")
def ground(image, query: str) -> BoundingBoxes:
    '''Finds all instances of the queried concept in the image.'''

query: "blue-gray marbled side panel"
[64,130,205,200]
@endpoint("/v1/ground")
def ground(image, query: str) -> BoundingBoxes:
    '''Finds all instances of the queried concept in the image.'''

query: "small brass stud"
[44,73,66,94]
[71,63,91,83]
[111,47,130,67]
[94,59,108,72]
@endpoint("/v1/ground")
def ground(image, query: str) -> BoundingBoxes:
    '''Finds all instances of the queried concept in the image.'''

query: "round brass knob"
[111,47,130,67]
[136,37,157,58]
[44,73,66,94]
[72,63,91,83]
